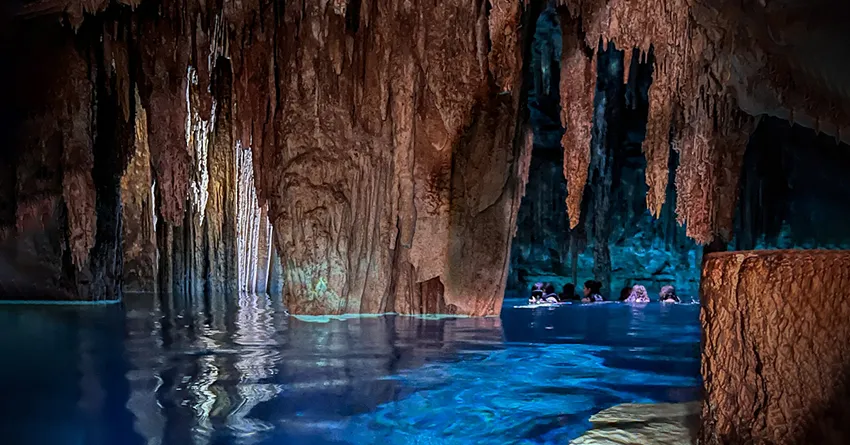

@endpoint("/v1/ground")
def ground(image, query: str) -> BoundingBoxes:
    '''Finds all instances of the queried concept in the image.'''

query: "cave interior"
[3,0,850,311]
[3,0,850,442]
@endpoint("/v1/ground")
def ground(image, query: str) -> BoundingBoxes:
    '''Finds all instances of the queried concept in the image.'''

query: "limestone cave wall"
[0,0,534,314]
[2,0,847,314]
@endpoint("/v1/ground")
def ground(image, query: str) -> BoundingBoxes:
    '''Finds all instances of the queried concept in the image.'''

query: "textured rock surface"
[701,250,850,444]
[121,93,157,293]
[258,0,529,315]
[5,0,850,308]
[571,402,699,445]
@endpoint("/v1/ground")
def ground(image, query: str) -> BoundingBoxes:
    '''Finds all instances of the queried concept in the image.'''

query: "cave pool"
[0,294,700,445]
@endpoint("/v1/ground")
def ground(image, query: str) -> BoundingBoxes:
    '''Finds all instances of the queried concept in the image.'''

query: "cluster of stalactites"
[555,0,754,244]
[674,96,755,245]
[73,0,523,224]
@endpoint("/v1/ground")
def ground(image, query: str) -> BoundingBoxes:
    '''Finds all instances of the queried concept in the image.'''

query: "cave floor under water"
[0,294,700,445]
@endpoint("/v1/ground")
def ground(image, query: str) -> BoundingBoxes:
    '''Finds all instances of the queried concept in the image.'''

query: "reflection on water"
[0,294,700,445]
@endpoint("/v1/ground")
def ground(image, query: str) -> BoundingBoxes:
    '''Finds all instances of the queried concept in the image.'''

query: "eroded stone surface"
[571,402,699,445]
[701,250,850,444]
[5,0,850,305]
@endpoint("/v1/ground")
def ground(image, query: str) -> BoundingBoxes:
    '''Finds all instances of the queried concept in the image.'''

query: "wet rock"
[571,402,699,445]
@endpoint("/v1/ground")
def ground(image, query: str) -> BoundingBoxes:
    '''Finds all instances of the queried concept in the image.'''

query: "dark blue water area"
[0,294,700,445]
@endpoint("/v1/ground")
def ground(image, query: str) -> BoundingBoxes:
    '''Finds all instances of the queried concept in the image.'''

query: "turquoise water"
[0,294,700,445]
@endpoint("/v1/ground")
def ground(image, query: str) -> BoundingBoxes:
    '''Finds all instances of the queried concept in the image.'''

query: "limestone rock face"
[5,0,850,310]
[259,0,530,315]
[701,250,850,444]
[571,402,699,445]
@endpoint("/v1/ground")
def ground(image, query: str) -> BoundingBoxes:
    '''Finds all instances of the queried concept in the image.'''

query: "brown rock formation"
[558,9,596,229]
[121,93,157,293]
[256,0,530,315]
[701,250,850,444]
[4,0,850,310]
[204,58,239,295]
[572,402,700,445]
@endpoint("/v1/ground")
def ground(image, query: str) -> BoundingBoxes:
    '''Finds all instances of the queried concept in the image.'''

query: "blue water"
[0,294,700,445]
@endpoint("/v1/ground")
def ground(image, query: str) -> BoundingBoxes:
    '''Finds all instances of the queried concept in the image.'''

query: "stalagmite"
[559,9,596,229]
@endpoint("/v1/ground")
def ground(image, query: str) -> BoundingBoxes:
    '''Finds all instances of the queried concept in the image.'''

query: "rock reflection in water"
[0,293,504,445]
[0,297,700,445]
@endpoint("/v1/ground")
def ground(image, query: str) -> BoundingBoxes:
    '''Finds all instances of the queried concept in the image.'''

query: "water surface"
[0,294,700,445]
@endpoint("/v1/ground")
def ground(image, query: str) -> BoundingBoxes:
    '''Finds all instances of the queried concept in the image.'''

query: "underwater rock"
[701,250,850,444]
[571,401,699,445]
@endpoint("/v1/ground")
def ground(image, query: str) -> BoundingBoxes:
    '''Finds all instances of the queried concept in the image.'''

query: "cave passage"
[508,7,700,299]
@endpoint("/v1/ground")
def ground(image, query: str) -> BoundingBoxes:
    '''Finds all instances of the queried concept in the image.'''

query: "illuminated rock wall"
[701,250,850,444]
[3,0,849,313]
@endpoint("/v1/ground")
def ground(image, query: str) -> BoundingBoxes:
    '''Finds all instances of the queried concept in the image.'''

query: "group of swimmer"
[528,281,681,304]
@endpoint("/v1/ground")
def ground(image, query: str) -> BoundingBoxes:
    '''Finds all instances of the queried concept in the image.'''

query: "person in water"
[618,286,632,302]
[560,283,579,301]
[529,282,545,304]
[581,280,604,302]
[625,284,650,303]
[659,285,681,303]
[543,283,559,303]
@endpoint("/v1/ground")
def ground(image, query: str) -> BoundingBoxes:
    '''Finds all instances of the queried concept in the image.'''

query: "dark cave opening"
[510,12,850,300]
[734,117,850,251]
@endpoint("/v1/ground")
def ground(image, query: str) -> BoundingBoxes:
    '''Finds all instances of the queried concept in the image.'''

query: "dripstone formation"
[1,0,845,316]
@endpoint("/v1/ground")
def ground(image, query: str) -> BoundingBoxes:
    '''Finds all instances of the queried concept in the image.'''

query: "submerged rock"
[571,402,699,445]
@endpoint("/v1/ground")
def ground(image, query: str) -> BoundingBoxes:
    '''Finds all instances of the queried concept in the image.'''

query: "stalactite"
[675,104,715,244]
[644,58,673,217]
[516,128,535,225]
[714,107,755,243]
[559,10,596,229]
[676,96,754,245]
[121,91,157,292]
[236,146,269,293]
[268,246,284,298]
[255,211,272,294]
[488,0,522,92]
[138,8,191,225]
